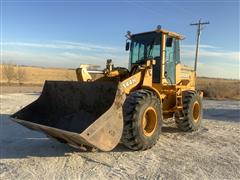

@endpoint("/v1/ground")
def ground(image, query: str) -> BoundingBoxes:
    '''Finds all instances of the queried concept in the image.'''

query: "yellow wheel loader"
[11,26,203,151]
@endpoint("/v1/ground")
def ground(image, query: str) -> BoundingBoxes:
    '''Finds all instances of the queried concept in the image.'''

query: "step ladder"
[176,87,183,109]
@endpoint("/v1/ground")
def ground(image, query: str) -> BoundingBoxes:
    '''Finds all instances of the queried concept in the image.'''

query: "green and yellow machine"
[11,26,203,151]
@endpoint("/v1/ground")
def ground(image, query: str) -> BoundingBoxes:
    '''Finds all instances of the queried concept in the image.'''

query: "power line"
[190,19,210,71]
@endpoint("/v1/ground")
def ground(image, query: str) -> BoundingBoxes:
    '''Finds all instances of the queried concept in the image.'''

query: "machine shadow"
[0,114,131,158]
[161,126,183,133]
[0,114,77,159]
[203,108,239,122]
[0,113,210,159]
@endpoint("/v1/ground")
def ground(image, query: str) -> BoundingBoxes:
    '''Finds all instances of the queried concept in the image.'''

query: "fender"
[141,85,165,101]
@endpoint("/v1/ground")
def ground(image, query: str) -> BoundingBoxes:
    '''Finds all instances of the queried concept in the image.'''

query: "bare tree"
[16,66,26,85]
[2,63,16,84]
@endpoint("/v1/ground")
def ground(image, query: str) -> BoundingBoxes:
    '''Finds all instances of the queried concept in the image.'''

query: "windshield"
[130,32,161,64]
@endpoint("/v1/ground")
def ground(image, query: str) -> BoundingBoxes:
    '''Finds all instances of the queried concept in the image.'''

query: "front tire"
[122,90,163,150]
[175,91,203,131]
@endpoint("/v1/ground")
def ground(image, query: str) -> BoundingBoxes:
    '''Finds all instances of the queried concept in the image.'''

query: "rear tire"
[175,91,202,131]
[122,90,162,150]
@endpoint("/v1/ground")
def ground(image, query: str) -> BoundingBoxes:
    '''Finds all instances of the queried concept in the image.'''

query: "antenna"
[190,19,210,71]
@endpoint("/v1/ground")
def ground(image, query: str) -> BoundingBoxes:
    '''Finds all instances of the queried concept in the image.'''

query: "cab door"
[165,37,177,84]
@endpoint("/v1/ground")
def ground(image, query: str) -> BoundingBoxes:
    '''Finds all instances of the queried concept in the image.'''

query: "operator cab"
[126,28,183,84]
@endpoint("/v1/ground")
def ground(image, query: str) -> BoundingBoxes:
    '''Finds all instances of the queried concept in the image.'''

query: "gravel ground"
[0,93,239,180]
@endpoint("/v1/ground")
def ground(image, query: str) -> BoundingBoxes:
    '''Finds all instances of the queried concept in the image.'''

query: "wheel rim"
[142,107,157,137]
[192,101,200,122]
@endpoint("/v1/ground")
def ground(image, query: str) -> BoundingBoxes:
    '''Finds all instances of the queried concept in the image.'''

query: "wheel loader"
[11,26,203,151]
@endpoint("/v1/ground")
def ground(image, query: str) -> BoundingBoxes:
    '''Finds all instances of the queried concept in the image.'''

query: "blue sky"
[1,0,239,79]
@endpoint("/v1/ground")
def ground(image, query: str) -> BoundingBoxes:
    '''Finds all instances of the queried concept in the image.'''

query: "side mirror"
[166,37,173,47]
[125,42,130,51]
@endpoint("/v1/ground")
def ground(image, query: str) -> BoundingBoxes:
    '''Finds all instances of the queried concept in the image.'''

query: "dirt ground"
[0,93,239,180]
[0,85,42,94]
[0,64,76,84]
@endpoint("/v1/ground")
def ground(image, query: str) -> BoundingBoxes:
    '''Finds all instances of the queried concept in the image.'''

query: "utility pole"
[190,19,210,71]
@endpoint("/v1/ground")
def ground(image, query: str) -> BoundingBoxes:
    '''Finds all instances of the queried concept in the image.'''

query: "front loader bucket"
[11,81,126,151]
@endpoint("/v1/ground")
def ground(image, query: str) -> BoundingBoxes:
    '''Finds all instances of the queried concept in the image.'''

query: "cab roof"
[132,28,184,40]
